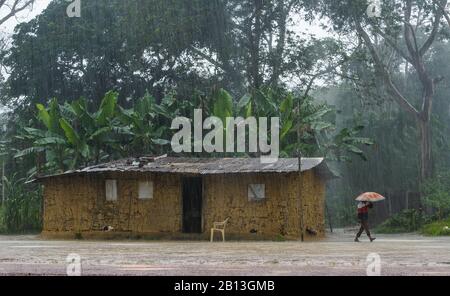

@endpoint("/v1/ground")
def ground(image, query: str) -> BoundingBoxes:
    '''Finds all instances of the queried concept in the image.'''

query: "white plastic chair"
[210,217,231,242]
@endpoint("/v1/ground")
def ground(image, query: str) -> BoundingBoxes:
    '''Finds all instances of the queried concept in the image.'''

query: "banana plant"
[213,88,296,157]
[15,98,69,172]
[212,89,234,126]
[16,91,130,171]
[324,125,374,162]
[118,92,172,156]
[233,89,371,161]
[60,91,129,165]
[287,95,373,160]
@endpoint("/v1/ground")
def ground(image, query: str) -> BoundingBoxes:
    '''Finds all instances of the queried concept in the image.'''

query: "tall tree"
[2,0,235,109]
[0,0,35,27]
[313,0,447,182]
[225,0,305,90]
[3,0,341,110]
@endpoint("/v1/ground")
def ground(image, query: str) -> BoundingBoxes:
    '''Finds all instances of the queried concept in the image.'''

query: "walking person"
[355,201,376,242]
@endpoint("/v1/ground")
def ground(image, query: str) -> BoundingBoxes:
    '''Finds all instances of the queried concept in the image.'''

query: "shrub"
[421,218,450,236]
[2,174,42,233]
[376,209,431,234]
[421,171,450,220]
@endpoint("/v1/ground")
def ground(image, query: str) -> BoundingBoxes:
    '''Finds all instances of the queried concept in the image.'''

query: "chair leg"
[222,230,225,242]
[210,229,214,242]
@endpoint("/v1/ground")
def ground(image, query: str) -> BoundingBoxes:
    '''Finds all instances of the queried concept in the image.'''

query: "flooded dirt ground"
[0,230,449,276]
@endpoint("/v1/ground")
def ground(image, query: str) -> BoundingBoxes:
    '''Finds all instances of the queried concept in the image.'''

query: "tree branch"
[403,0,420,63]
[0,0,35,26]
[371,25,414,65]
[355,20,420,118]
[189,46,227,71]
[433,0,450,27]
[419,0,446,56]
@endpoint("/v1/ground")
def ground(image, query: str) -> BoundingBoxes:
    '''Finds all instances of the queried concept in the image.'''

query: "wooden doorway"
[182,177,203,233]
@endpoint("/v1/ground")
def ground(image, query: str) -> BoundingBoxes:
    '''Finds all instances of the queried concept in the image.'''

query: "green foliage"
[12,87,373,177]
[213,89,234,126]
[1,174,42,233]
[3,0,222,107]
[207,87,372,160]
[421,218,450,236]
[118,92,172,156]
[274,234,286,242]
[376,210,430,234]
[237,94,252,116]
[15,91,158,172]
[326,125,374,162]
[0,206,6,233]
[278,93,373,160]
[4,0,450,236]
[421,171,450,220]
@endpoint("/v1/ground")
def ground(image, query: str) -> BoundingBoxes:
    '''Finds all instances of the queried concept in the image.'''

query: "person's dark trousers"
[356,220,371,238]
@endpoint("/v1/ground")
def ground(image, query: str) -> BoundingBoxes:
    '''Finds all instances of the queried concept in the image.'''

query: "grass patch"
[421,218,450,236]
[375,224,413,234]
[274,234,286,242]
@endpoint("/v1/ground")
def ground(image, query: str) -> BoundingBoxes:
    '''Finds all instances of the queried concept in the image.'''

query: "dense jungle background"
[1,0,450,236]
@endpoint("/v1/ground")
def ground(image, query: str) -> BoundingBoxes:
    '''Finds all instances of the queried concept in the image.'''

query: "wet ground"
[0,229,449,276]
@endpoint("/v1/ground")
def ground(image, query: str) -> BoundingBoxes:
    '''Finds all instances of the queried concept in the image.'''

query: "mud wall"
[301,170,326,238]
[42,171,325,240]
[203,171,325,240]
[42,172,182,234]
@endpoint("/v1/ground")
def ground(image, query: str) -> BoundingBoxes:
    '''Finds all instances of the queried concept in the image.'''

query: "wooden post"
[405,191,409,210]
[298,151,304,242]
[1,160,4,205]
[325,202,333,233]
[388,194,392,216]
[297,96,305,242]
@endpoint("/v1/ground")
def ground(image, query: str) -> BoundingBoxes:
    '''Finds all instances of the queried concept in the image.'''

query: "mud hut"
[36,157,334,240]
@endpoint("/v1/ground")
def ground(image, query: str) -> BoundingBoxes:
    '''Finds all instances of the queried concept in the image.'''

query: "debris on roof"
[35,156,335,181]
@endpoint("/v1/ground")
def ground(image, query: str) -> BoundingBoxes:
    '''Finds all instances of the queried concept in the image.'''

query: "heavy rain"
[0,0,450,281]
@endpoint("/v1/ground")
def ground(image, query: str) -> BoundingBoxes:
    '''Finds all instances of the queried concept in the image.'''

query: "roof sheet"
[36,157,334,180]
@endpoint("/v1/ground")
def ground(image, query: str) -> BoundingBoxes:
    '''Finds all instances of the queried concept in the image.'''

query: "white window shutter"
[248,184,265,201]
[105,180,118,201]
[139,181,154,200]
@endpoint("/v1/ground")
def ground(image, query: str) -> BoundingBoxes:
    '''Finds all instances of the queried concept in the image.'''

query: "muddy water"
[0,230,449,275]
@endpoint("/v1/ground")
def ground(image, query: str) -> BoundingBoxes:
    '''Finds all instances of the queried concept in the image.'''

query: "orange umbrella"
[355,192,385,202]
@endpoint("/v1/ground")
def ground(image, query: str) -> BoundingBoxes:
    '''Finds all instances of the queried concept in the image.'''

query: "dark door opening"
[182,177,203,233]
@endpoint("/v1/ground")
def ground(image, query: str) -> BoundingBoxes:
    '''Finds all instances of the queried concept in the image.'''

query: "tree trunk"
[270,0,287,87]
[248,0,263,89]
[354,3,442,185]
[418,117,433,181]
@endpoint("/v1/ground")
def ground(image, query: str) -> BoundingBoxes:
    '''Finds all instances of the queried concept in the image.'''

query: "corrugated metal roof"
[35,157,334,180]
